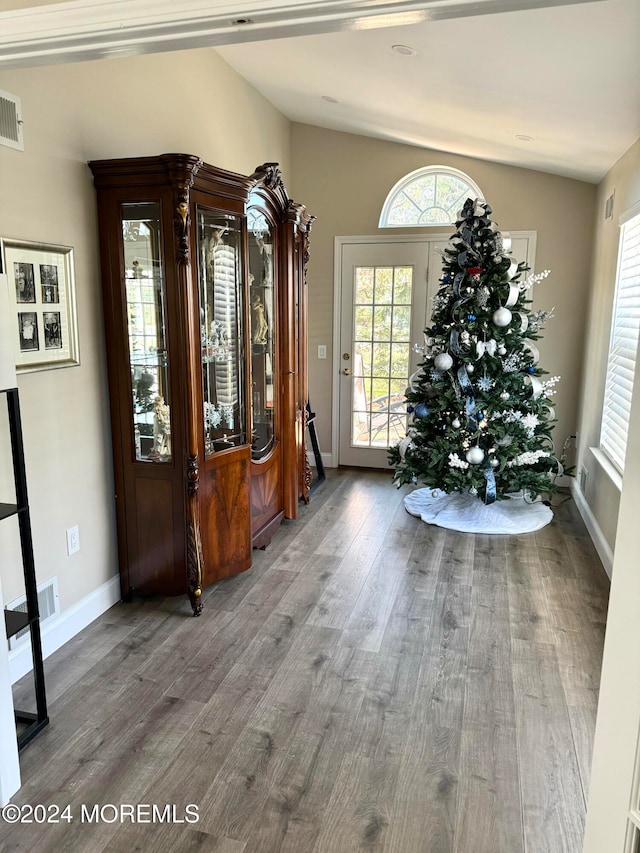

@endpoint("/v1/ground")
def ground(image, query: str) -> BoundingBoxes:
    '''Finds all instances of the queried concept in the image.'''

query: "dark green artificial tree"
[389,197,565,503]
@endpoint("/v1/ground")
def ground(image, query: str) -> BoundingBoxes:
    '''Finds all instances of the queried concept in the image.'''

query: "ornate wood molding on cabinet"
[89,155,314,615]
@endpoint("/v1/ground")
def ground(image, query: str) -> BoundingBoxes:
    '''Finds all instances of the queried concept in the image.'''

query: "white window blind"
[601,209,640,473]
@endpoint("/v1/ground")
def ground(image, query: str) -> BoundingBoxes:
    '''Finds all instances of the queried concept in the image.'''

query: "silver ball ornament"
[451,418,461,429]
[500,391,510,400]
[466,446,485,465]
[490,458,499,468]
[498,345,507,356]
[434,352,454,371]
[465,363,475,375]
[493,307,512,327]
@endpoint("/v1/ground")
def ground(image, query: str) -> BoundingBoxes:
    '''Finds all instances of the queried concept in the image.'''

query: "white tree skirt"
[404,488,553,534]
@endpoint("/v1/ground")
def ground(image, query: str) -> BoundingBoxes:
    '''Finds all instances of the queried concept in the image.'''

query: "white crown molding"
[0,0,604,70]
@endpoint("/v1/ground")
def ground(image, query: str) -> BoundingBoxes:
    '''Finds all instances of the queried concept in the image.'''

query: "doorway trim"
[331,231,537,469]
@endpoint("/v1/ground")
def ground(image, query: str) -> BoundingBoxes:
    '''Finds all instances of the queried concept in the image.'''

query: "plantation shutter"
[601,209,640,472]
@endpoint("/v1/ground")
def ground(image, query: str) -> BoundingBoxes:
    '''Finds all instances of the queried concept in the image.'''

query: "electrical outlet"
[318,345,327,359]
[66,525,80,556]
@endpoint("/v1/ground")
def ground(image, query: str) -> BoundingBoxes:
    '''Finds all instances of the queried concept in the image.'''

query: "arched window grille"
[379,166,484,227]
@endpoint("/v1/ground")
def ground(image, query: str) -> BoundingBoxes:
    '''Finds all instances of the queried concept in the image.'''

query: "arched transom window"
[379,166,483,227]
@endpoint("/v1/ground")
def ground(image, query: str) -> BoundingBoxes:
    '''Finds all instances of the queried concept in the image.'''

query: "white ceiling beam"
[0,0,606,70]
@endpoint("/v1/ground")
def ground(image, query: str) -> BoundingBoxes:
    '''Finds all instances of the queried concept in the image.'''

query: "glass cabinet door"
[195,208,246,454]
[122,202,171,463]
[247,208,276,459]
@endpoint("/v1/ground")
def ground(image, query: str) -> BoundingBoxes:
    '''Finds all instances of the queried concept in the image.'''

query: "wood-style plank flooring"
[2,470,609,852]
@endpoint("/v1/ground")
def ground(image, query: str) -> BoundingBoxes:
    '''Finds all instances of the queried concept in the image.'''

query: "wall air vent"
[0,89,24,151]
[6,577,59,650]
[605,191,615,221]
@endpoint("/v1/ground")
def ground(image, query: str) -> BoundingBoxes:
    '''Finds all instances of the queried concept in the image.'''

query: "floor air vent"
[0,89,24,151]
[7,577,59,650]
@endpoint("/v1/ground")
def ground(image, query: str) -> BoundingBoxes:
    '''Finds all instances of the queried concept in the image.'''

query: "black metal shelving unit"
[2,387,48,749]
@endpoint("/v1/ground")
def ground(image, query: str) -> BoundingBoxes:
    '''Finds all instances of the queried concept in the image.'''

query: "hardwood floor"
[2,469,609,853]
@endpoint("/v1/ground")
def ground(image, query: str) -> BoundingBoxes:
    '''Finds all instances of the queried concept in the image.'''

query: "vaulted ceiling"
[1,0,639,182]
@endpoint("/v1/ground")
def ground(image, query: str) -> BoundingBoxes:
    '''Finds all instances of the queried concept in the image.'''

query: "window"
[379,166,483,228]
[601,205,640,473]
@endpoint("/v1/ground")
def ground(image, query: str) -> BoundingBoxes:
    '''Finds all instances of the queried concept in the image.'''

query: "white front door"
[335,233,536,469]
[338,240,444,468]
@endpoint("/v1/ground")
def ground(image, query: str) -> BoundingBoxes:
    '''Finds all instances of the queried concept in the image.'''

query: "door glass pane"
[196,208,245,454]
[373,306,392,341]
[392,306,411,341]
[374,267,393,304]
[351,264,413,448]
[394,266,413,304]
[355,341,372,376]
[248,207,276,460]
[391,343,410,377]
[122,202,171,463]
[355,267,374,302]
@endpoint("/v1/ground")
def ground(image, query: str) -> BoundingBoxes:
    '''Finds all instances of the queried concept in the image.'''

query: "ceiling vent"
[0,89,24,151]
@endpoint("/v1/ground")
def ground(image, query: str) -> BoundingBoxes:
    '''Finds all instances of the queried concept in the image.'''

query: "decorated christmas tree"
[389,197,565,505]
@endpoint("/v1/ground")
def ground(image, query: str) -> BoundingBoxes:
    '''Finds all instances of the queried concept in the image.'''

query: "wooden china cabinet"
[89,155,314,614]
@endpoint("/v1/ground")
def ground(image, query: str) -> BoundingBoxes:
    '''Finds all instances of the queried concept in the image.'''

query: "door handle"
[343,368,352,376]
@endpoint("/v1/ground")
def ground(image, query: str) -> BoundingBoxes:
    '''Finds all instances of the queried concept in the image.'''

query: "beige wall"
[575,137,640,554]
[291,122,597,459]
[0,47,290,611]
[582,138,640,845]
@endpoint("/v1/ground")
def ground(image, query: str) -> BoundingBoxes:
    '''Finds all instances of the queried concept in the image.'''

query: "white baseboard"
[307,451,336,469]
[9,575,121,684]
[571,480,614,579]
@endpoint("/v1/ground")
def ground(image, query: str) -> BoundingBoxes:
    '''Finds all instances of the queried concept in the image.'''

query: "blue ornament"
[468,314,476,321]
[432,324,439,333]
[407,405,414,414]
[443,275,451,284]
[527,366,535,374]
[476,411,484,421]
[414,403,429,419]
